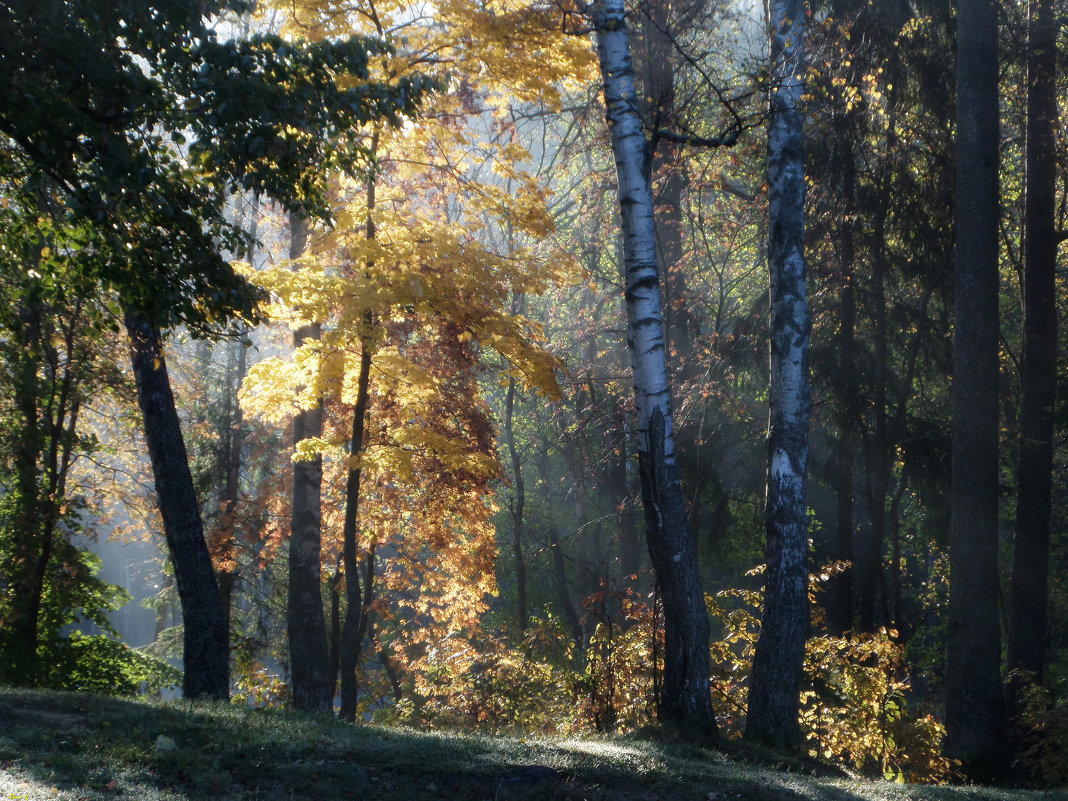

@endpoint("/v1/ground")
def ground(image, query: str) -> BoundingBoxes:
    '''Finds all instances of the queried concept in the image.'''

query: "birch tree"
[745,0,810,749]
[592,0,716,733]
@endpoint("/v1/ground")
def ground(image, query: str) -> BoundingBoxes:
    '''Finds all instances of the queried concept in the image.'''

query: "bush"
[707,576,955,783]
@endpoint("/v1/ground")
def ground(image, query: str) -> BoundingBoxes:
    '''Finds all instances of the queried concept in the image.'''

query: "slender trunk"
[329,561,342,696]
[218,333,247,646]
[339,135,381,722]
[593,0,715,736]
[125,309,229,700]
[287,211,332,713]
[946,0,1005,775]
[834,436,853,634]
[639,0,691,363]
[746,0,810,750]
[859,209,892,632]
[613,407,642,581]
[889,478,906,635]
[339,314,373,722]
[1009,0,1056,684]
[833,117,857,635]
[550,524,584,647]
[504,373,528,631]
[6,299,45,685]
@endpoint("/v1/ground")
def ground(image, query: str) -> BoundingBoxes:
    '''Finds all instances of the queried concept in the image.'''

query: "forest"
[0,0,1066,789]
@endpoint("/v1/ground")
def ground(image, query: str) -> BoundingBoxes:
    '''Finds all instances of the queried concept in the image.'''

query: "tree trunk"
[832,109,858,636]
[504,373,528,632]
[593,0,715,735]
[339,315,373,722]
[287,211,333,713]
[124,309,229,700]
[945,0,1005,776]
[217,332,247,647]
[1008,0,1056,685]
[746,0,810,750]
[639,0,692,364]
[5,300,47,685]
[859,210,892,633]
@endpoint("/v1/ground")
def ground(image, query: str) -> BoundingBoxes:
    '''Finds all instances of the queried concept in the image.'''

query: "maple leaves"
[232,0,585,711]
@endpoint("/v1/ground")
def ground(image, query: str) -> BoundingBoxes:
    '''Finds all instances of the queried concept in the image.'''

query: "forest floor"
[0,687,1065,801]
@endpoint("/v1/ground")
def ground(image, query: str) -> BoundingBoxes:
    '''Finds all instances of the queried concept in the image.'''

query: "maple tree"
[240,0,588,716]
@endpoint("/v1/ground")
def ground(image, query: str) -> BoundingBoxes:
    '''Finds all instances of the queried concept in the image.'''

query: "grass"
[0,687,1065,801]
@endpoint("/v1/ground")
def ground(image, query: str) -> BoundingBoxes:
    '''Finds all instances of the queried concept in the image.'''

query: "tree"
[945,0,1005,776]
[0,0,429,698]
[0,212,114,684]
[1008,0,1056,686]
[287,212,334,713]
[591,0,716,734]
[745,0,810,749]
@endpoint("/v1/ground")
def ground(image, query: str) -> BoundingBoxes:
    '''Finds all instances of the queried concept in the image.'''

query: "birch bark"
[745,0,811,749]
[593,0,715,733]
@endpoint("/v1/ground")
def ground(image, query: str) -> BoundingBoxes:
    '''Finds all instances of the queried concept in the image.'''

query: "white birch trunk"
[745,0,811,748]
[593,0,715,733]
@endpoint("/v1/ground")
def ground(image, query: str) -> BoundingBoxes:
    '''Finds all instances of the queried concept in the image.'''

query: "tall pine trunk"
[125,310,229,700]
[746,0,810,750]
[1008,0,1056,685]
[287,212,333,713]
[945,0,1005,776]
[593,0,715,734]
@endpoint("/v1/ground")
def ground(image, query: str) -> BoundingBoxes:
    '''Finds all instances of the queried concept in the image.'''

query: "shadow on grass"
[0,689,1063,801]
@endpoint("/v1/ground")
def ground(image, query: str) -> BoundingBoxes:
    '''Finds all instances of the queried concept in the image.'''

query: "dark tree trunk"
[124,309,229,700]
[550,523,584,648]
[593,0,715,736]
[831,98,859,638]
[6,301,47,685]
[834,437,853,634]
[946,0,1005,776]
[339,316,373,722]
[746,0,810,750]
[287,211,333,713]
[613,405,642,581]
[217,333,247,646]
[1008,0,1056,684]
[504,373,528,632]
[329,562,342,695]
[639,0,692,364]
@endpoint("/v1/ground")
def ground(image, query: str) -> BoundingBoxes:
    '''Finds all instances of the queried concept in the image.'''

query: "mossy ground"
[0,688,1064,801]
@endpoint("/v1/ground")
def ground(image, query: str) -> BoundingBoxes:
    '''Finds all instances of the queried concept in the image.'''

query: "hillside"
[0,688,1065,801]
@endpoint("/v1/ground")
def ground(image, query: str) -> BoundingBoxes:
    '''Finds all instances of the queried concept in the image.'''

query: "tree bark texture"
[287,211,333,714]
[593,0,715,735]
[746,0,810,750]
[124,310,229,700]
[946,0,1005,775]
[1008,0,1056,683]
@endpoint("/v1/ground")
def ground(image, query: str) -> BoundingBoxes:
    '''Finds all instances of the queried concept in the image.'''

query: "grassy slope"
[0,688,1064,801]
